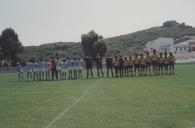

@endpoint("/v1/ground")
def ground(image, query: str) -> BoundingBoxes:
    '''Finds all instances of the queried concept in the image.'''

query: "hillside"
[21,21,195,60]
[21,42,82,60]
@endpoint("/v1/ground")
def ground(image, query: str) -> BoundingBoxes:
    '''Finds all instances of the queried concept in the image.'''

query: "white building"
[190,41,195,52]
[174,39,195,53]
[145,37,174,53]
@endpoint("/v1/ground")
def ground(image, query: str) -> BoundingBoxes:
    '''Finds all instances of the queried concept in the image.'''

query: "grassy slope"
[107,27,195,55]
[20,24,195,59]
[0,65,195,128]
[21,26,195,59]
[21,42,82,60]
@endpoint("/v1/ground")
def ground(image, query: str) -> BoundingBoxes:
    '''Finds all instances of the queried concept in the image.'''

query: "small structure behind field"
[145,37,174,54]
[145,36,195,63]
[174,38,195,54]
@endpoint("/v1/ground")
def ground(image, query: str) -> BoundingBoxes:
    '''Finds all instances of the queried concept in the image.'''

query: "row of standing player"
[17,51,175,81]
[17,57,83,81]
[84,51,176,78]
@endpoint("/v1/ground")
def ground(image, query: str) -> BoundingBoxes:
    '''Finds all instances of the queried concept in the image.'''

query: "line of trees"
[81,30,107,58]
[0,28,23,66]
[0,28,107,67]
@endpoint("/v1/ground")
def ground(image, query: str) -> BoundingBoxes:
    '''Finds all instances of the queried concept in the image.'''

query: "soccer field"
[0,65,195,128]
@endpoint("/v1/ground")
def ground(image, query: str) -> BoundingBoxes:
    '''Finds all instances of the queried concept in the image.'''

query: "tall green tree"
[0,37,3,61]
[81,31,107,58]
[95,38,107,57]
[0,28,23,64]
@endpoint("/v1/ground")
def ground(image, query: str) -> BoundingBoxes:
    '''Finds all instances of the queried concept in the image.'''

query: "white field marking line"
[45,79,101,128]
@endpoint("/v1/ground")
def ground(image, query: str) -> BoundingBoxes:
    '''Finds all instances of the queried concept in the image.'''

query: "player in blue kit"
[61,59,67,80]
[73,58,78,79]
[26,61,33,81]
[31,62,35,80]
[67,57,73,80]
[33,62,39,81]
[78,57,83,79]
[38,60,43,81]
[45,60,51,80]
[40,59,46,80]
[42,60,47,80]
[75,58,79,79]
[43,60,49,80]
[56,57,62,80]
[30,62,33,80]
[16,63,24,81]
[37,61,41,80]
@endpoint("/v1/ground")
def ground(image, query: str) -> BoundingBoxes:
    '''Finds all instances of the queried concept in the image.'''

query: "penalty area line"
[45,79,101,128]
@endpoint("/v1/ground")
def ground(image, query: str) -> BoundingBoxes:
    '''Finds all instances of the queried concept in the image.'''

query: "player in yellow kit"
[113,56,119,77]
[158,53,164,75]
[139,54,146,76]
[164,53,169,75]
[118,56,124,77]
[145,52,152,76]
[133,53,140,76]
[124,56,129,77]
[151,50,159,75]
[128,56,134,77]
[168,52,176,75]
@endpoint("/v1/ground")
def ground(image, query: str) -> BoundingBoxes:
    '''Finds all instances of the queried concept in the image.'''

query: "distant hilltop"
[21,20,195,60]
[162,20,192,28]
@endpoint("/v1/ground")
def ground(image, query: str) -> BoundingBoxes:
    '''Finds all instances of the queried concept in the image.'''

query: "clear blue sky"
[0,0,195,46]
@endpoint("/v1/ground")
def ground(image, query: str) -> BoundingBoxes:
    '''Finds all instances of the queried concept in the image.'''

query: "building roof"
[159,44,172,48]
[188,36,195,39]
[174,36,195,44]
[155,37,174,41]
[146,37,174,46]
[189,39,195,43]
[175,39,195,46]
[175,41,189,46]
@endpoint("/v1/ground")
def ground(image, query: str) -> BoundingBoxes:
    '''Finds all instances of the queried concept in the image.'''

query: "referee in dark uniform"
[119,56,124,77]
[106,57,113,78]
[84,56,93,79]
[96,56,104,78]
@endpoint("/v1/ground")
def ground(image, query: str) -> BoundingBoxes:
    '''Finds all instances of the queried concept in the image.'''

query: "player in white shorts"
[33,62,39,81]
[16,63,24,81]
[26,61,33,81]
[40,60,46,80]
[78,57,83,79]
[38,60,43,81]
[61,59,67,80]
[31,62,35,80]
[45,61,51,80]
[35,61,39,80]
[72,58,78,79]
[56,57,62,80]
[67,58,73,80]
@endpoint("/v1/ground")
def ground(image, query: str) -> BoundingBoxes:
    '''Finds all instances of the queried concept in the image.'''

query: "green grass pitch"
[0,65,195,128]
